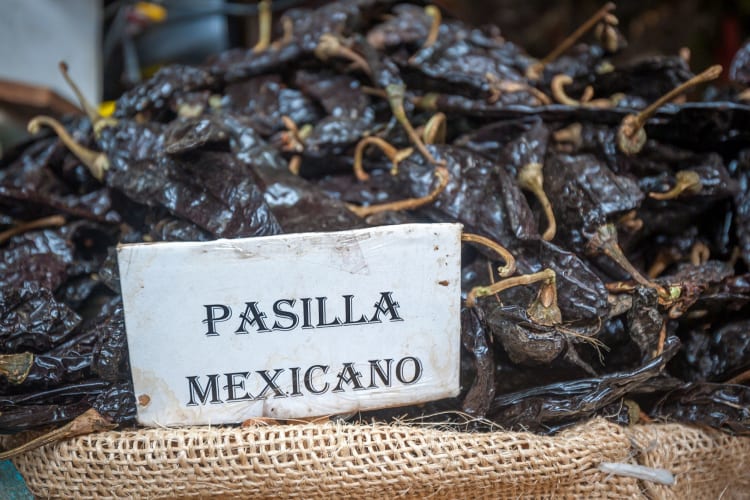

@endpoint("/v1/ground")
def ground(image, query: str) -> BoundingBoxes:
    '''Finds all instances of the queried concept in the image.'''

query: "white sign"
[118,223,462,426]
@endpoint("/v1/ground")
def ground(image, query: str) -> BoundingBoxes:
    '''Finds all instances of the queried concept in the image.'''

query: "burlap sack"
[7,418,750,499]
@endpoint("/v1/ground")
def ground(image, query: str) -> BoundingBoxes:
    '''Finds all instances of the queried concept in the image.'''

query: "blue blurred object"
[0,460,34,499]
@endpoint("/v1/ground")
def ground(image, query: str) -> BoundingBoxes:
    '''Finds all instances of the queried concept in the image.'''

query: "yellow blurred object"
[98,101,116,117]
[134,2,167,23]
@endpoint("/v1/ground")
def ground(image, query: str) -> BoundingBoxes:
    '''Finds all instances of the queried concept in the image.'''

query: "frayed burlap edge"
[6,418,749,499]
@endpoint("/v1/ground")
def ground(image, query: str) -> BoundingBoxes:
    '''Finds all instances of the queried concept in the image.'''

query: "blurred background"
[0,0,747,153]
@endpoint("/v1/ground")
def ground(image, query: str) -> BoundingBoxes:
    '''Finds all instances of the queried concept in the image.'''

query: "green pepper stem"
[28,116,109,181]
[461,233,517,278]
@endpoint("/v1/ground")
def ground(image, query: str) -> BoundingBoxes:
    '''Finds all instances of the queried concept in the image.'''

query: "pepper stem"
[526,277,563,326]
[353,136,413,181]
[59,62,117,134]
[28,116,110,181]
[0,409,116,461]
[0,215,66,246]
[346,165,449,217]
[617,65,722,155]
[288,155,302,175]
[386,84,441,166]
[466,268,556,308]
[526,2,616,80]
[0,352,34,384]
[517,162,556,241]
[550,74,614,108]
[315,34,373,78]
[461,233,517,278]
[587,224,667,297]
[252,0,272,53]
[690,241,710,266]
[59,62,99,123]
[422,5,442,49]
[422,112,446,145]
[648,170,702,200]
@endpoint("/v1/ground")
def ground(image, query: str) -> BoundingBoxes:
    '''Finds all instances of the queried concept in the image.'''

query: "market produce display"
[2,0,750,457]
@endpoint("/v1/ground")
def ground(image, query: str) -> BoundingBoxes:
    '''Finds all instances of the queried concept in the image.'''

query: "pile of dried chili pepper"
[2,1,750,450]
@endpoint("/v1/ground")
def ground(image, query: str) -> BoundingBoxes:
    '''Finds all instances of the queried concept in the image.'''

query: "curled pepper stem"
[0,409,115,461]
[526,2,616,80]
[617,65,722,155]
[587,224,668,298]
[648,170,702,200]
[517,162,556,241]
[28,116,110,181]
[353,136,413,181]
[466,268,556,308]
[486,73,551,105]
[346,165,449,217]
[252,0,272,53]
[422,112,446,145]
[315,34,373,78]
[0,215,66,246]
[550,74,614,108]
[387,84,441,166]
[0,352,34,384]
[59,62,117,134]
[461,233,516,278]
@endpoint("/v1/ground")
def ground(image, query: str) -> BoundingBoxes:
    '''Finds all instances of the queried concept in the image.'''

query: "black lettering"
[333,362,365,392]
[202,305,231,336]
[224,372,253,402]
[395,357,422,385]
[301,298,314,329]
[343,295,368,325]
[316,296,341,327]
[272,299,298,330]
[235,301,271,333]
[186,374,222,405]
[304,364,330,394]
[368,359,393,388]
[256,369,287,399]
[289,367,303,397]
[369,292,403,322]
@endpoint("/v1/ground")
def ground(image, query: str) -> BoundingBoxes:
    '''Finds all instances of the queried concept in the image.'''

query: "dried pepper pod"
[460,306,495,418]
[650,382,750,435]
[487,335,679,432]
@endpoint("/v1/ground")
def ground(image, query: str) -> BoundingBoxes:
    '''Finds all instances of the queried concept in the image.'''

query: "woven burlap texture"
[8,418,749,499]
